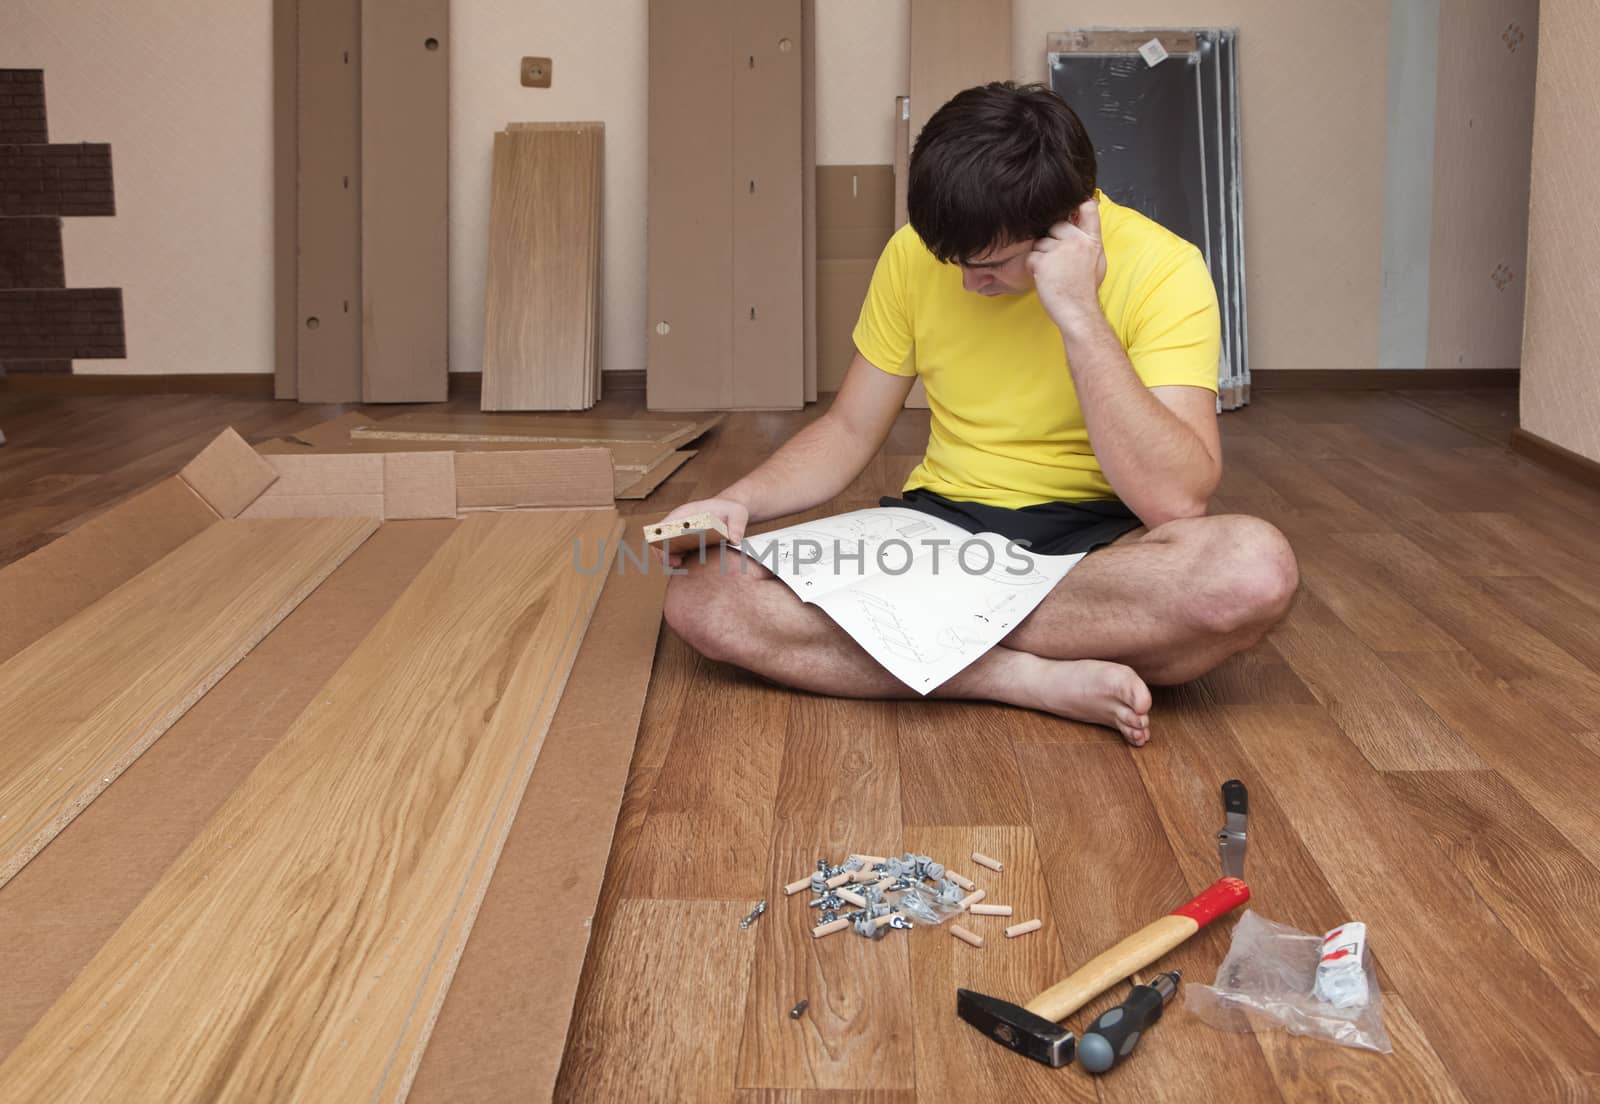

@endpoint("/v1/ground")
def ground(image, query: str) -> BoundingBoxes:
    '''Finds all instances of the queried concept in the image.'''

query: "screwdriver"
[1076,970,1181,1074]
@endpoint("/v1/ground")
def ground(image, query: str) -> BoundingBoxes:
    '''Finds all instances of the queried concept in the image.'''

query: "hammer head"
[956,989,1076,1067]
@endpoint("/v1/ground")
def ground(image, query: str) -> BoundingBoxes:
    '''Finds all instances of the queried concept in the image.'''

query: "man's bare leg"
[662,513,1297,745]
[662,550,1155,744]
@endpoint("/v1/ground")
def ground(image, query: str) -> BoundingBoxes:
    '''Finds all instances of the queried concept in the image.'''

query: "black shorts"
[878,488,1143,556]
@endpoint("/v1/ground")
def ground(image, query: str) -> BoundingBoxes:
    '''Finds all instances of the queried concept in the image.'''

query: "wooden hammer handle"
[1023,877,1249,1022]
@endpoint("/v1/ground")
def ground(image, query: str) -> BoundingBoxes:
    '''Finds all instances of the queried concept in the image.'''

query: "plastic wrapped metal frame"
[1048,29,1249,410]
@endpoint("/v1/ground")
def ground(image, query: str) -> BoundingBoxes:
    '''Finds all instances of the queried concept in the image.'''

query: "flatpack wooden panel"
[353,409,721,449]
[801,0,818,403]
[907,0,1011,147]
[360,0,449,402]
[732,0,804,409]
[481,127,602,411]
[296,0,363,402]
[0,517,377,889]
[904,0,1009,411]
[0,511,620,1103]
[646,0,736,410]
[273,0,297,399]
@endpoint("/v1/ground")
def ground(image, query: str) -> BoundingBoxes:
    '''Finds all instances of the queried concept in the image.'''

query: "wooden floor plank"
[899,824,1091,1104]
[1224,705,1600,1102]
[557,900,757,1104]
[0,516,377,888]
[1293,538,1463,654]
[615,657,789,901]
[0,511,618,1103]
[1474,575,1600,671]
[1380,649,1600,871]
[1266,589,1484,771]
[1015,742,1284,1103]
[737,697,913,1092]
[1190,638,1318,707]
[0,522,455,1064]
[897,701,1039,825]
[1383,770,1600,1037]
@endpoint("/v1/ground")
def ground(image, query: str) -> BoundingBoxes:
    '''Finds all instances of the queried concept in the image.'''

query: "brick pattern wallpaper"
[0,144,116,217]
[0,68,123,375]
[0,70,48,145]
[0,217,65,288]
[0,289,126,359]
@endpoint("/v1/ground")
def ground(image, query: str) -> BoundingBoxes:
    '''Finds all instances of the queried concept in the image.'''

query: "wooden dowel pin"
[947,871,977,892]
[1005,918,1043,939]
[836,887,868,908]
[850,854,888,865]
[824,870,854,889]
[783,876,812,896]
[950,924,985,948]
[969,903,1013,917]
[958,889,987,911]
[972,851,1004,873]
[813,917,851,939]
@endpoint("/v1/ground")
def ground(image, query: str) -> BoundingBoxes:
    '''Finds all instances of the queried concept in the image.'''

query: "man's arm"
[653,353,912,548]
[1028,198,1222,528]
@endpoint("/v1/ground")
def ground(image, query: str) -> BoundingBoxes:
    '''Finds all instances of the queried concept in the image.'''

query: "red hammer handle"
[1022,876,1250,1023]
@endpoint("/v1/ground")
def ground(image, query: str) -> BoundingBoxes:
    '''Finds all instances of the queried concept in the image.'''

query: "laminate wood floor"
[3,386,1597,1102]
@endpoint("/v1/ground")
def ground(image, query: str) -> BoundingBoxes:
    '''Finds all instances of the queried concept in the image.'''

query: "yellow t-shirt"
[852,190,1221,508]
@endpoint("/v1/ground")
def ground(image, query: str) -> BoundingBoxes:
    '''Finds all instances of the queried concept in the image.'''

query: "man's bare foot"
[1020,655,1153,746]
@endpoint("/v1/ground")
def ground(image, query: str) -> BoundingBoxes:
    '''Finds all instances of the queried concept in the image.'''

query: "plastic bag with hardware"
[1184,910,1392,1053]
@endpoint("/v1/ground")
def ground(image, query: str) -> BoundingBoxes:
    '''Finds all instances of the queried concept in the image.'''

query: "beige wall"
[1520,0,1600,463]
[2,0,276,376]
[2,1,1540,382]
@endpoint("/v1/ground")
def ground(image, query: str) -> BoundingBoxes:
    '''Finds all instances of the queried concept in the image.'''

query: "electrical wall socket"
[521,56,552,88]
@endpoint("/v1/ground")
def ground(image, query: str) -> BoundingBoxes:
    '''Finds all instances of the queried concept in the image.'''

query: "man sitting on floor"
[656,81,1298,745]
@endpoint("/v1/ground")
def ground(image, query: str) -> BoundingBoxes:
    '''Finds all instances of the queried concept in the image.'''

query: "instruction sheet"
[736,507,1083,693]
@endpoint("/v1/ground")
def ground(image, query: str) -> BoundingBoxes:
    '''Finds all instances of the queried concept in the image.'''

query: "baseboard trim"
[1510,427,1600,491]
[1252,368,1519,390]
[0,372,276,396]
[1,370,643,401]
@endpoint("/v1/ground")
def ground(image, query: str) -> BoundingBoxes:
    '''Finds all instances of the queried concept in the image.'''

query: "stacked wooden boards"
[259,409,722,500]
[0,427,671,1101]
[481,123,604,411]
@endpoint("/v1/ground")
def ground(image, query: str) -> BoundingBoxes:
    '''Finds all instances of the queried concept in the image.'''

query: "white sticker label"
[1139,38,1169,67]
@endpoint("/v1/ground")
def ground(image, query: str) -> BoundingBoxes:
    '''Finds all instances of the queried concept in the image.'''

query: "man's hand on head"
[1027,196,1108,335]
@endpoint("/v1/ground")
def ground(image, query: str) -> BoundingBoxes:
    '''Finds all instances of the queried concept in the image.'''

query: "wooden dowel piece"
[850,854,888,865]
[836,887,867,908]
[1005,918,1043,939]
[825,870,854,889]
[950,924,985,948]
[784,876,813,896]
[812,917,851,939]
[958,889,987,911]
[972,851,1004,873]
[970,903,1013,917]
[947,871,977,892]
[873,913,900,929]
[851,869,879,883]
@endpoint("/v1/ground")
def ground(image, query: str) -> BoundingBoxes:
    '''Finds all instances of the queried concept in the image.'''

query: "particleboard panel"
[296,0,363,403]
[0,479,217,664]
[1426,0,1538,373]
[732,0,805,409]
[908,0,1011,147]
[647,0,803,411]
[802,0,818,403]
[408,559,667,1102]
[481,126,602,411]
[360,0,449,402]
[646,0,736,411]
[0,517,377,889]
[0,511,621,1104]
[352,410,722,450]
[273,0,298,400]
[617,448,695,499]
[453,448,613,510]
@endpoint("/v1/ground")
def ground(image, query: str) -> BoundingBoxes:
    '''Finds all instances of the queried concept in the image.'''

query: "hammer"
[957,876,1250,1066]
[958,780,1252,1067]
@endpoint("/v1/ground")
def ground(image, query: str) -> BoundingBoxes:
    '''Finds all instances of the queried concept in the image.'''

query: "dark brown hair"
[907,81,1098,264]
